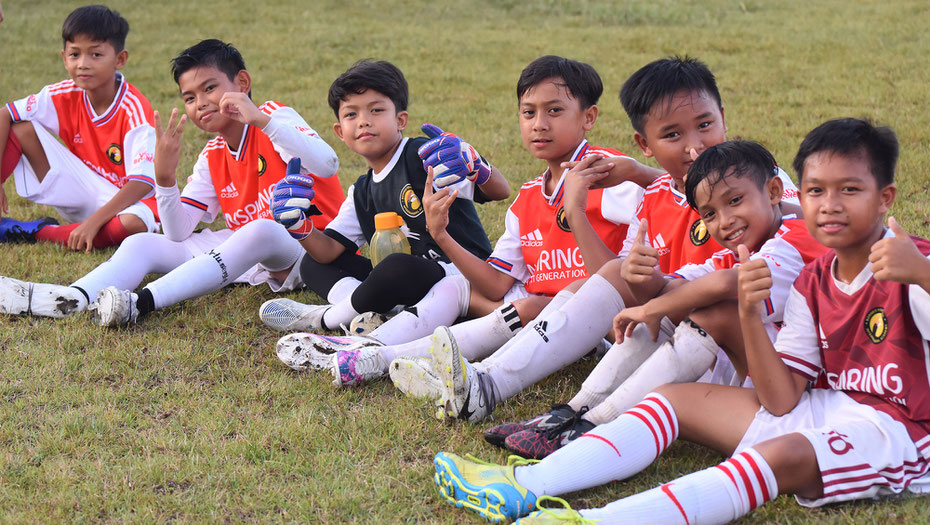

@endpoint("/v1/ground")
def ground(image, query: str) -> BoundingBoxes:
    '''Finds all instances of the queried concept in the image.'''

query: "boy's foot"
[388,356,444,400]
[259,298,329,331]
[433,451,538,523]
[0,216,58,243]
[504,408,595,460]
[333,346,388,387]
[515,496,593,524]
[483,404,580,448]
[348,311,389,335]
[89,287,138,327]
[0,277,85,318]
[430,326,496,423]
[276,332,381,372]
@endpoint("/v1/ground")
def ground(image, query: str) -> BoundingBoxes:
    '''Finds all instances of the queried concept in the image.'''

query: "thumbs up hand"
[870,217,930,285]
[621,219,660,284]
[737,244,772,317]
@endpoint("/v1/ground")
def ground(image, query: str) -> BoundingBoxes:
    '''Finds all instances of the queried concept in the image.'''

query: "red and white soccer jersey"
[622,170,800,274]
[6,73,156,190]
[486,140,644,296]
[671,217,827,327]
[176,101,343,232]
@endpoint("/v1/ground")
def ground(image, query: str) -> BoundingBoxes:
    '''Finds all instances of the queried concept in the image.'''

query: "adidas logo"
[520,229,544,247]
[653,233,666,248]
[533,320,549,343]
[73,132,83,144]
[220,182,239,198]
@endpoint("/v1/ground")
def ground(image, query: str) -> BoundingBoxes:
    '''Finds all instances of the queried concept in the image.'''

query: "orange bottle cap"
[374,211,404,230]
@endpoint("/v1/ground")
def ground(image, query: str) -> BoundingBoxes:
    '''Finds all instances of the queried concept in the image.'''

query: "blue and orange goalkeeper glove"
[271,158,320,240]
[417,123,492,189]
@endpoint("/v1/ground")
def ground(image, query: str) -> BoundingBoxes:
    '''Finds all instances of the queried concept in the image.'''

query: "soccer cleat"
[89,286,138,327]
[433,452,538,523]
[430,326,496,423]
[348,311,389,335]
[276,332,381,372]
[484,404,580,449]
[0,216,57,243]
[504,407,595,460]
[388,356,444,400]
[515,496,595,524]
[0,276,86,318]
[259,298,329,332]
[332,346,388,387]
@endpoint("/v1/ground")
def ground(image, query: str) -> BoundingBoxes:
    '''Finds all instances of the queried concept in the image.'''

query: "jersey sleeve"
[752,236,809,325]
[487,207,530,283]
[260,102,338,178]
[773,286,822,381]
[170,151,221,234]
[618,201,645,258]
[910,255,930,340]
[668,257,718,281]
[322,184,366,249]
[775,167,800,205]
[122,123,156,190]
[600,182,644,226]
[6,85,60,134]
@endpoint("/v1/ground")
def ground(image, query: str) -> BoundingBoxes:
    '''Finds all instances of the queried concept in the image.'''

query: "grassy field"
[2,0,930,522]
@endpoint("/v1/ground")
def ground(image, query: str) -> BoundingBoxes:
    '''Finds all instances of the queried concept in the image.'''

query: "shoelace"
[474,369,499,415]
[542,406,591,441]
[532,496,598,524]
[464,453,539,468]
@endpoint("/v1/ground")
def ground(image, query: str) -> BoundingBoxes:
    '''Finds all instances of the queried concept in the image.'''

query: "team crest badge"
[257,154,267,176]
[106,143,123,165]
[864,307,888,344]
[690,219,710,246]
[400,184,423,217]
[556,207,571,232]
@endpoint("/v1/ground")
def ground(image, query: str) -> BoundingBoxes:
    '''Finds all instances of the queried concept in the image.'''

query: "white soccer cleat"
[332,346,389,387]
[276,332,382,372]
[259,298,329,332]
[389,356,444,400]
[89,286,138,327]
[0,276,86,318]
[348,311,390,335]
[430,326,495,423]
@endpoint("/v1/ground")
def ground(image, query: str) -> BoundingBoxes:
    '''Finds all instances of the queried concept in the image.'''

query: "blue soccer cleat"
[0,216,58,243]
[433,451,539,522]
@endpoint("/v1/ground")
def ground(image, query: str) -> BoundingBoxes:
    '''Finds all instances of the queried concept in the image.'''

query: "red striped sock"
[715,448,778,514]
[2,132,23,183]
[35,216,131,249]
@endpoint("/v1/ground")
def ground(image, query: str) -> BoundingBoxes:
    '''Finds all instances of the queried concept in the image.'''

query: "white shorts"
[502,281,530,303]
[179,227,305,292]
[10,123,156,231]
[736,388,930,507]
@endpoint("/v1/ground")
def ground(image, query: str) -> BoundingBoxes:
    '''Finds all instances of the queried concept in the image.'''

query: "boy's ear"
[582,104,598,131]
[234,70,252,94]
[633,131,653,158]
[396,110,409,131]
[767,174,784,205]
[878,183,897,214]
[720,106,727,133]
[115,49,128,70]
[333,121,345,141]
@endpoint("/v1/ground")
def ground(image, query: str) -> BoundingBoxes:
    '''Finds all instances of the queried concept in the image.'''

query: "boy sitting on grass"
[433,118,930,525]
[0,39,343,323]
[0,5,157,251]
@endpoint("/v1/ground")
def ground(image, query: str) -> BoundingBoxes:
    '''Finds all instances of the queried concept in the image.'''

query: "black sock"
[136,288,155,317]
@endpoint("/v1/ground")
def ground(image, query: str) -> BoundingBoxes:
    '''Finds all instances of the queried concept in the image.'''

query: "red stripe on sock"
[639,403,669,451]
[743,452,771,503]
[35,216,131,249]
[578,433,622,458]
[2,132,23,183]
[646,394,678,437]
[629,411,662,457]
[728,455,758,510]
[659,483,690,525]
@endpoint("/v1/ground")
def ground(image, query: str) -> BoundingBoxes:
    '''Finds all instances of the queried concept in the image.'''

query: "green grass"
[2,0,930,522]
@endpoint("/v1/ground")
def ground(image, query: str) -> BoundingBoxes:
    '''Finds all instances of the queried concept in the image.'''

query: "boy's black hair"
[685,140,778,210]
[793,118,898,188]
[328,60,408,118]
[620,56,722,135]
[61,5,129,52]
[171,39,247,85]
[516,55,603,109]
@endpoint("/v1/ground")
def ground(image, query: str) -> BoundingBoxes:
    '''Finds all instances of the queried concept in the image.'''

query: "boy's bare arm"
[562,155,624,273]
[737,244,807,415]
[870,217,930,293]
[423,168,516,300]
[0,107,12,216]
[474,165,510,201]
[563,156,663,190]
[297,228,347,264]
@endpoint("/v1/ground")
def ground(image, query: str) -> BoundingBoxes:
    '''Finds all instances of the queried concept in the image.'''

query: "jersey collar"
[371,137,408,183]
[227,123,253,161]
[543,139,589,207]
[84,72,127,127]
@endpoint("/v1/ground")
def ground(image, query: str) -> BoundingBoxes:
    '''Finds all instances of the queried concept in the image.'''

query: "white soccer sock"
[480,274,624,401]
[326,276,362,304]
[71,232,193,299]
[322,296,360,330]
[367,275,470,345]
[579,447,778,524]
[514,393,678,497]
[146,220,301,309]
[568,319,672,412]
[584,319,719,425]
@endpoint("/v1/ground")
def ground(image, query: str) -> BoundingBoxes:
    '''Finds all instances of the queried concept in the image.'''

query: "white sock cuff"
[587,273,625,311]
[627,392,679,453]
[660,316,677,338]
[454,274,471,318]
[497,302,523,334]
[327,276,361,304]
[718,448,779,513]
[676,319,720,357]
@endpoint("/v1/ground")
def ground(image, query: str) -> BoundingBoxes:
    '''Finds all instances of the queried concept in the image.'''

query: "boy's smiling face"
[693,170,783,253]
[62,34,126,94]
[518,77,596,166]
[177,65,250,136]
[800,151,895,253]
[333,89,407,171]
[634,89,726,186]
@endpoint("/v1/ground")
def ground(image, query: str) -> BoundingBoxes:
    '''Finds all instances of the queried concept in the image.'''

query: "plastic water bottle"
[370,212,411,266]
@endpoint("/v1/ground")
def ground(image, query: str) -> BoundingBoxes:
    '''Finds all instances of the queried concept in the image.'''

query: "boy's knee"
[238,218,288,240]
[116,231,162,253]
[596,258,623,279]
[753,433,822,499]
[689,300,738,340]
